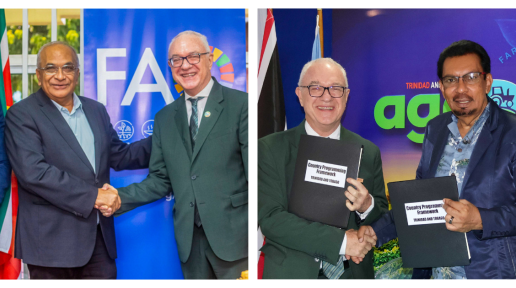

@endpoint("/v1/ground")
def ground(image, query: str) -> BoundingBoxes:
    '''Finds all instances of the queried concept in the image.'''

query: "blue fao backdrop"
[83,9,246,279]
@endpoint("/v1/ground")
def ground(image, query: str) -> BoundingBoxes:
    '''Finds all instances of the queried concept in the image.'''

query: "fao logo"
[142,120,154,138]
[115,120,134,141]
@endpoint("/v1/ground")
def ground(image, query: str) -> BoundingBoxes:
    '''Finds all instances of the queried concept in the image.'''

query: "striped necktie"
[188,97,204,227]
[322,257,345,279]
[188,97,204,151]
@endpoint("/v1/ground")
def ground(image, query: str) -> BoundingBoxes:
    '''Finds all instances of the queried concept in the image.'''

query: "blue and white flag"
[312,14,322,60]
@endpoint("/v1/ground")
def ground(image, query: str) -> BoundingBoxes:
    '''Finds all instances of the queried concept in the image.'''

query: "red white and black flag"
[258,9,287,279]
[258,9,285,139]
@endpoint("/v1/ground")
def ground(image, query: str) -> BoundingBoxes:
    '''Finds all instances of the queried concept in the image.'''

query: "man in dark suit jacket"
[258,58,388,279]
[0,109,10,203]
[369,40,516,279]
[104,31,248,279]
[4,41,151,279]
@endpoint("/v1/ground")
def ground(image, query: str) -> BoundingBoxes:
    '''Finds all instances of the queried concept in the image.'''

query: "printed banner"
[83,9,246,279]
[332,9,516,193]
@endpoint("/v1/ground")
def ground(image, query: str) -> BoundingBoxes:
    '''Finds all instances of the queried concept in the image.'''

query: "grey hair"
[168,30,210,54]
[297,58,348,87]
[36,41,80,69]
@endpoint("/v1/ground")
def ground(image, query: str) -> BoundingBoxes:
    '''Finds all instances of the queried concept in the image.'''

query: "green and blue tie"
[188,97,204,227]
[188,97,204,150]
[322,257,345,279]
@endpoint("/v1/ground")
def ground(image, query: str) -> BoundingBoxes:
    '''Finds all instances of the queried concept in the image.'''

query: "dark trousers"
[180,225,248,279]
[27,225,116,279]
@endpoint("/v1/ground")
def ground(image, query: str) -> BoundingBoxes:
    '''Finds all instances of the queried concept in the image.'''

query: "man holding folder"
[258,58,388,279]
[367,40,516,279]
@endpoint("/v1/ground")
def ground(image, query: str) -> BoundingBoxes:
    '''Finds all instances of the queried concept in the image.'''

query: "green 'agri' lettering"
[374,95,451,143]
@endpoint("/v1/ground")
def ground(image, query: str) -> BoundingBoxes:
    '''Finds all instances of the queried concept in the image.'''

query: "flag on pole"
[312,9,324,60]
[258,10,325,279]
[258,8,286,139]
[312,16,321,60]
[0,8,21,280]
[258,8,287,279]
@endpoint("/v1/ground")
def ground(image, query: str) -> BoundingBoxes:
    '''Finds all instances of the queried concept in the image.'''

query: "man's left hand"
[443,198,483,233]
[345,178,372,213]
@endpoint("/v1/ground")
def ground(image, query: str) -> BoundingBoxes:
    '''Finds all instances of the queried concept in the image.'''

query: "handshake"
[344,225,377,264]
[95,184,120,217]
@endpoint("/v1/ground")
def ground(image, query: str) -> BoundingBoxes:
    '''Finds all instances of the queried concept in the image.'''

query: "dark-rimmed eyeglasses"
[38,64,78,76]
[299,85,348,98]
[441,72,486,89]
[169,52,210,68]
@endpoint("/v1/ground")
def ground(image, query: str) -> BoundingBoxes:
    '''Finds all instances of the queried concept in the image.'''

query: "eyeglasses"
[38,65,77,75]
[169,52,210,68]
[299,85,348,98]
[441,72,486,88]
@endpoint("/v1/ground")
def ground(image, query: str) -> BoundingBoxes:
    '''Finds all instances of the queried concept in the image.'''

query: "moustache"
[452,94,474,102]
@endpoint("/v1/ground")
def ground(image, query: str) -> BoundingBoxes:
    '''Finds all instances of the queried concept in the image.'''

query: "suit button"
[191,175,197,180]
[95,179,99,184]
[458,148,462,152]
[190,202,194,207]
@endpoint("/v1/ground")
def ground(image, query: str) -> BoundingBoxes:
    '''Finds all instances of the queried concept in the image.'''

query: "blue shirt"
[51,94,95,174]
[51,94,98,223]
[432,103,490,279]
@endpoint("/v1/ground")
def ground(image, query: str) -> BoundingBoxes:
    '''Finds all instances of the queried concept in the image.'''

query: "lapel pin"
[204,111,211,118]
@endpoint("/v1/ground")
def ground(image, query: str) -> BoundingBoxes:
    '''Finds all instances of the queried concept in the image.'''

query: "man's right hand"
[344,227,376,264]
[95,184,120,217]
[345,225,377,264]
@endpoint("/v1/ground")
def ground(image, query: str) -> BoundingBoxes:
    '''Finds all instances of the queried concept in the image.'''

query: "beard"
[451,107,477,117]
[449,94,478,117]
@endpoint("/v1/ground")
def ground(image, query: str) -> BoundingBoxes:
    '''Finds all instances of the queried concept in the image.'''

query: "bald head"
[168,30,210,56]
[298,58,348,88]
[37,41,79,69]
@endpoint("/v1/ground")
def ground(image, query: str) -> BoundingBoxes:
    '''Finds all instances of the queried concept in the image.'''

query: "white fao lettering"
[96,48,174,106]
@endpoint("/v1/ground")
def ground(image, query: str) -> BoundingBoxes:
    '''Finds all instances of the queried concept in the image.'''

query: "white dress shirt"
[185,78,215,127]
[304,121,374,264]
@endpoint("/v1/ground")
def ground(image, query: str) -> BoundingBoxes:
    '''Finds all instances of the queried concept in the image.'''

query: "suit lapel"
[339,125,348,141]
[462,104,498,190]
[288,122,305,162]
[36,91,95,174]
[81,98,102,175]
[286,123,305,201]
[174,97,193,160]
[191,81,223,162]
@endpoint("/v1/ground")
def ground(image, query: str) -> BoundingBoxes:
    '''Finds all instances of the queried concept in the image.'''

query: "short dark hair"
[437,40,490,79]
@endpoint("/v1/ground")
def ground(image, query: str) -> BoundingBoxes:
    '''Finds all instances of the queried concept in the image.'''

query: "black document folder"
[288,135,363,229]
[388,176,470,268]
